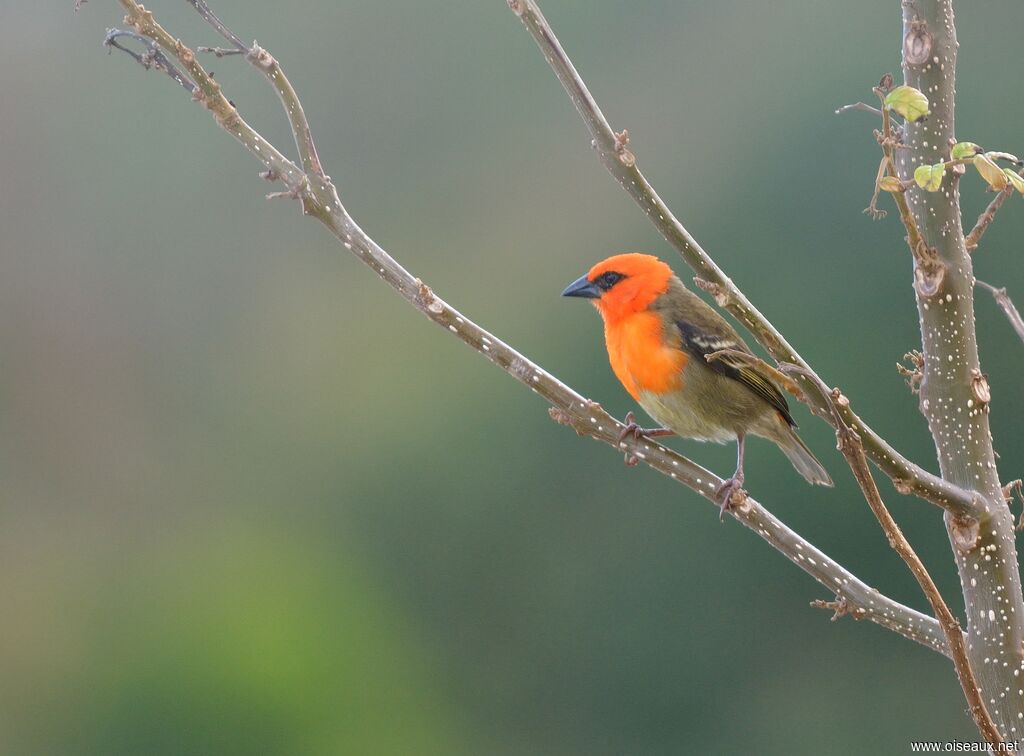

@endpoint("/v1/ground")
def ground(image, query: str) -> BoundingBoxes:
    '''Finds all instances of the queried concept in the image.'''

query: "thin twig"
[196,46,244,58]
[103,0,952,658]
[1002,480,1024,531]
[103,29,195,93]
[508,0,978,519]
[782,365,1001,750]
[187,1,325,181]
[977,280,1024,345]
[185,0,247,52]
[109,9,307,203]
[835,101,884,118]
[964,168,1023,252]
[872,88,940,297]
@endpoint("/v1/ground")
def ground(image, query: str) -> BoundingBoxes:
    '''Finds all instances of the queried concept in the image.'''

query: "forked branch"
[508,0,978,519]
[780,366,999,747]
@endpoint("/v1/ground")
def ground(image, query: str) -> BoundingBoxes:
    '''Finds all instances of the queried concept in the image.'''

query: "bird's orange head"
[561,253,674,323]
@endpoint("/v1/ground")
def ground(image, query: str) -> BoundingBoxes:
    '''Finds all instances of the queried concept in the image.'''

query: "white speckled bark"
[898,1,1024,739]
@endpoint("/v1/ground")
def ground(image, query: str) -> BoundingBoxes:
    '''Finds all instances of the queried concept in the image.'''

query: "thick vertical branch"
[897,1,1024,740]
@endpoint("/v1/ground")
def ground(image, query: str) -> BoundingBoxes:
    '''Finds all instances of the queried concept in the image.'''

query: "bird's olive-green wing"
[675,320,796,427]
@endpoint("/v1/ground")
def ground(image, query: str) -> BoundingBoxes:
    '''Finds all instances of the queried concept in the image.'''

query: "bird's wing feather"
[675,320,796,427]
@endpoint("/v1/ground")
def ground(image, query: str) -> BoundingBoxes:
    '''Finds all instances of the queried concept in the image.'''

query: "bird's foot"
[715,474,747,521]
[617,411,673,467]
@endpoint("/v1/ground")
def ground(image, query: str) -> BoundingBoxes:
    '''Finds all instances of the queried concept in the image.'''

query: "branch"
[187,0,326,182]
[782,366,1000,747]
[977,280,1024,345]
[185,0,247,52]
[103,29,194,93]
[835,101,885,118]
[895,0,1024,740]
[964,168,1023,252]
[101,0,951,659]
[507,0,979,520]
[111,5,307,204]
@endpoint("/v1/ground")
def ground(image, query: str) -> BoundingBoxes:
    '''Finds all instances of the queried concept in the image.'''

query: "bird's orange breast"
[604,311,687,400]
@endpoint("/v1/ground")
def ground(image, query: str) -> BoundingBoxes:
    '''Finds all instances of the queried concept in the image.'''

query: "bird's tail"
[775,425,833,487]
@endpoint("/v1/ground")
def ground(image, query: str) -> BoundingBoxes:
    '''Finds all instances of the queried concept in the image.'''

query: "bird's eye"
[597,271,625,290]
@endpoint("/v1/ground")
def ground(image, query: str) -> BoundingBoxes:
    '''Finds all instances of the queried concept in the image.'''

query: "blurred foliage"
[2,1,1024,754]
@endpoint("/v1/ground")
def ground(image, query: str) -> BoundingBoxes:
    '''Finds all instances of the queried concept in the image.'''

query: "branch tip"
[977,279,1024,346]
[811,597,850,621]
[1001,480,1024,530]
[103,28,195,94]
[835,102,884,118]
[197,46,244,58]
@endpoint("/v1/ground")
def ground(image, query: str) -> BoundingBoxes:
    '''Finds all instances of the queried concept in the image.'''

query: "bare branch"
[101,0,951,659]
[965,170,1022,252]
[103,29,195,93]
[115,2,307,204]
[185,0,247,53]
[196,46,245,58]
[782,366,1000,747]
[548,407,950,656]
[1002,480,1024,531]
[508,0,978,519]
[187,1,325,181]
[835,101,884,118]
[977,279,1024,345]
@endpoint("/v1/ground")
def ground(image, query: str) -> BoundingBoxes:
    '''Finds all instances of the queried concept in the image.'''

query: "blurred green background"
[2,1,1023,754]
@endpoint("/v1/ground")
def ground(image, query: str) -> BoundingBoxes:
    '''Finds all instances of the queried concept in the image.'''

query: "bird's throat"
[603,310,686,400]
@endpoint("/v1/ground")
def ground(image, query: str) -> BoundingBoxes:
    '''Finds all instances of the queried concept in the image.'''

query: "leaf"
[879,176,904,193]
[913,163,945,192]
[975,154,1009,190]
[884,85,930,122]
[951,142,982,160]
[1003,169,1024,195]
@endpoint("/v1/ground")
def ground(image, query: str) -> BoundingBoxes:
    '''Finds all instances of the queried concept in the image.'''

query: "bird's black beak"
[561,274,601,299]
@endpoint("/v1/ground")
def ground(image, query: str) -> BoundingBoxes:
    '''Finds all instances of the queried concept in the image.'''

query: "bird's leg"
[617,410,675,467]
[715,433,747,520]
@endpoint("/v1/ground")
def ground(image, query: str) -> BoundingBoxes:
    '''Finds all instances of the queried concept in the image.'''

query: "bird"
[562,252,832,515]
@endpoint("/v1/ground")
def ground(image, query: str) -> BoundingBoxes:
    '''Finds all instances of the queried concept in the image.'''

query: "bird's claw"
[617,412,674,466]
[618,411,645,466]
[715,475,747,521]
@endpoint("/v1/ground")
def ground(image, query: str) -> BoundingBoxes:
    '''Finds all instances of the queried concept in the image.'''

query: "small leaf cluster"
[879,86,1023,196]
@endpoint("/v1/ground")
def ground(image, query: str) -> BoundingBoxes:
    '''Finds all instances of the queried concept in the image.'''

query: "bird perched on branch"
[562,253,832,515]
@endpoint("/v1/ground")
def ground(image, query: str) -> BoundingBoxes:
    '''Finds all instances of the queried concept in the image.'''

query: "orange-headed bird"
[563,253,831,512]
